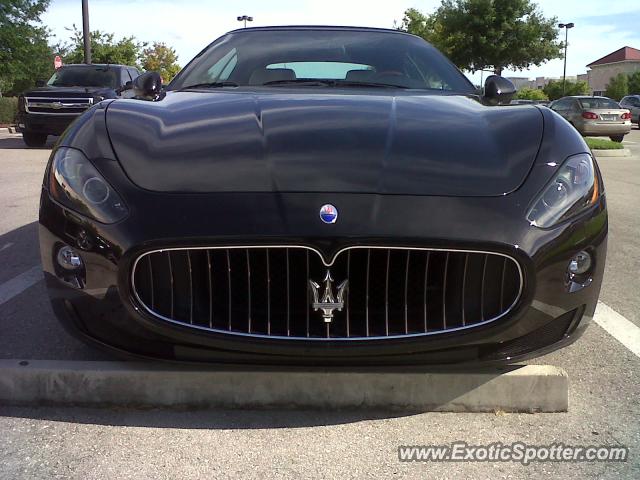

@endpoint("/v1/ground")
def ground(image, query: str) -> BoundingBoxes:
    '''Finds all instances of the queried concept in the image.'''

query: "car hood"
[24,86,115,98]
[105,90,543,196]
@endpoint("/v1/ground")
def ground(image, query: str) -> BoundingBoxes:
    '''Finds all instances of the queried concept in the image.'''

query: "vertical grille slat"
[167,252,174,319]
[287,248,292,337]
[266,250,271,335]
[480,254,488,322]
[226,250,232,330]
[346,250,351,337]
[133,247,522,340]
[404,251,410,334]
[304,250,308,338]
[461,253,468,327]
[423,252,430,333]
[384,250,390,336]
[147,255,154,310]
[246,250,251,333]
[206,250,213,328]
[187,251,193,324]
[442,252,449,330]
[500,257,507,311]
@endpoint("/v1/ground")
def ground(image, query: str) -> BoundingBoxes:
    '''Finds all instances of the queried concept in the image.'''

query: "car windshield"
[579,98,620,109]
[169,29,475,93]
[47,66,118,88]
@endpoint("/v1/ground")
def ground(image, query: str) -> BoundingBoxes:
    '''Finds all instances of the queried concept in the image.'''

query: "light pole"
[558,22,574,95]
[237,15,253,28]
[82,0,91,64]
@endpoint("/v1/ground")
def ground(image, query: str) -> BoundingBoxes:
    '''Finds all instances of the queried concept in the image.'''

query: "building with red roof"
[586,46,640,95]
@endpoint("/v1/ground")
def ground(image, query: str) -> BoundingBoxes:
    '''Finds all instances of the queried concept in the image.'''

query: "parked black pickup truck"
[17,64,141,147]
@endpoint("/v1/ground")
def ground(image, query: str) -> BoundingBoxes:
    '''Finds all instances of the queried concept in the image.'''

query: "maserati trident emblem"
[309,270,348,323]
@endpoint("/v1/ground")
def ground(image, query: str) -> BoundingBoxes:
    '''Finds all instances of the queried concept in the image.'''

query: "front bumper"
[17,112,80,136]
[39,185,608,366]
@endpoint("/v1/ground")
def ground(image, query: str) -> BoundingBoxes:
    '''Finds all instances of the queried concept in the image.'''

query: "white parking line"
[0,266,43,306]
[0,243,14,252]
[594,302,640,358]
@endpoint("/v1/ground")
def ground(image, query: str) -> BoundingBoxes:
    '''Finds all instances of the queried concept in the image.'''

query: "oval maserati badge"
[319,204,338,224]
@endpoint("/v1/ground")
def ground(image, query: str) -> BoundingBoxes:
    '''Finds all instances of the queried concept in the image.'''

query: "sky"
[42,0,640,84]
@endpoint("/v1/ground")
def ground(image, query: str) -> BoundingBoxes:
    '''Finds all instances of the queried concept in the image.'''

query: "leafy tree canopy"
[605,73,629,101]
[542,79,589,100]
[401,0,563,75]
[58,26,144,68]
[0,0,54,95]
[141,42,181,82]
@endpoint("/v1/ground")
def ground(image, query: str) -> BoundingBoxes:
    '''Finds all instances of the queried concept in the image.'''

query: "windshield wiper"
[262,79,408,89]
[180,81,239,90]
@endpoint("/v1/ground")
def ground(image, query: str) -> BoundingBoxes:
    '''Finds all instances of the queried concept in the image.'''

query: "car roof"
[226,25,415,37]
[567,96,611,100]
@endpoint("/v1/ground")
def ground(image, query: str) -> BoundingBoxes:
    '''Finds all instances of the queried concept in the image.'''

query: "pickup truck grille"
[25,97,93,115]
[131,246,523,340]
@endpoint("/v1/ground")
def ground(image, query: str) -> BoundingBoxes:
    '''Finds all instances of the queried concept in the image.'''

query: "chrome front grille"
[25,97,93,115]
[131,246,523,340]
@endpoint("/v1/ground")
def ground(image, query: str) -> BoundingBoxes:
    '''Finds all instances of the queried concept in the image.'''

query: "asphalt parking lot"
[0,128,639,478]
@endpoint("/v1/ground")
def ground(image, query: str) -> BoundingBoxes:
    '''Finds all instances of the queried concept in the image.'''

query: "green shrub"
[0,97,18,124]
[514,87,548,101]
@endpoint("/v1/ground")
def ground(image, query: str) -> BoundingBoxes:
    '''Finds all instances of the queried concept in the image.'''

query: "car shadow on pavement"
[0,135,56,150]
[0,405,439,429]
[0,222,40,284]
[0,222,110,362]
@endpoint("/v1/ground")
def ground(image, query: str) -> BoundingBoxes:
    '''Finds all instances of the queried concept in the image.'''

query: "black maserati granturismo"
[39,26,607,365]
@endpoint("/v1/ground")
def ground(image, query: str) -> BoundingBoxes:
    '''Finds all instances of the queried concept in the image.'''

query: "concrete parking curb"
[0,360,568,412]
[592,148,631,158]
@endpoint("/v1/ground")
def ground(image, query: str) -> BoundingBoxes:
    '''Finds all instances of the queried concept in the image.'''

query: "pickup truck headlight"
[18,95,26,112]
[527,153,600,228]
[48,148,128,223]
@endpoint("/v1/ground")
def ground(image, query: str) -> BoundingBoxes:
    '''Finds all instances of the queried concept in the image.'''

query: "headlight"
[527,153,600,228]
[18,95,26,112]
[48,147,128,223]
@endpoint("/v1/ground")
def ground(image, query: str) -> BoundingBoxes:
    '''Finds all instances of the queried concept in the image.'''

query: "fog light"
[57,246,83,270]
[568,251,592,275]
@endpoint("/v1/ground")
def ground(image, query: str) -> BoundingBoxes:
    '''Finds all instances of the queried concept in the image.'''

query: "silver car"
[620,95,640,126]
[550,96,632,142]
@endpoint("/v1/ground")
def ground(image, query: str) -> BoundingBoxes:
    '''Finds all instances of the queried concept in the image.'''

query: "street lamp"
[558,22,575,96]
[237,15,253,28]
[82,0,91,64]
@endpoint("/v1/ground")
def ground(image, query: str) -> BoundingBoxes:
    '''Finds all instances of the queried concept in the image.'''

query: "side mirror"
[483,75,516,106]
[133,71,163,100]
[35,80,46,88]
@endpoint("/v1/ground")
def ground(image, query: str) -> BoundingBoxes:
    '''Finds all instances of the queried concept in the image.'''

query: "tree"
[141,42,181,81]
[401,8,437,42]
[401,0,563,75]
[543,79,589,100]
[605,73,629,101]
[627,71,640,95]
[0,0,54,95]
[514,87,548,101]
[59,26,144,67]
